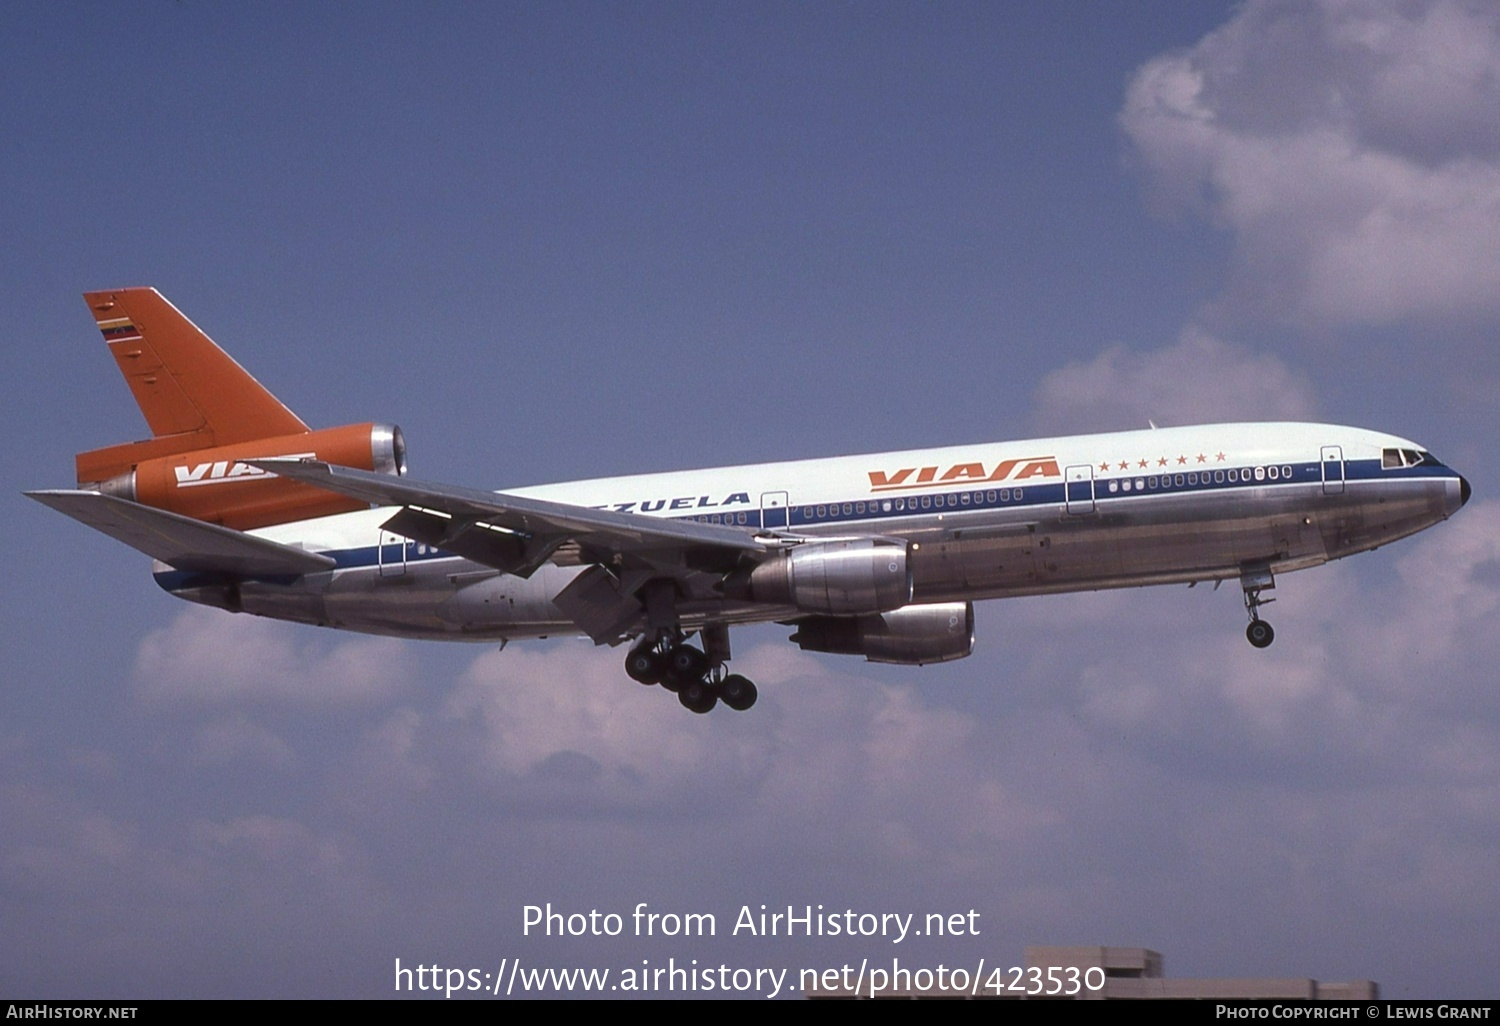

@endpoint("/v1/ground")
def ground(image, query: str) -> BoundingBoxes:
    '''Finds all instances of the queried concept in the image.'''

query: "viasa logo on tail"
[174,454,315,488]
[868,456,1060,492]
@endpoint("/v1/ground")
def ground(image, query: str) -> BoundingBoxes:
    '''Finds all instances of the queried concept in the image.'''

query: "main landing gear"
[1240,566,1276,649]
[625,625,758,714]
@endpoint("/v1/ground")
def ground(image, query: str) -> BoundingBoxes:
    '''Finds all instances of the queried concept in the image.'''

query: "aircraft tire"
[625,646,665,685]
[1246,621,1275,648]
[719,674,758,712]
[666,644,709,684]
[678,679,718,714]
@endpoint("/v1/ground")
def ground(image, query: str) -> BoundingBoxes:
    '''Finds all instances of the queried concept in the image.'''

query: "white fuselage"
[158,422,1467,642]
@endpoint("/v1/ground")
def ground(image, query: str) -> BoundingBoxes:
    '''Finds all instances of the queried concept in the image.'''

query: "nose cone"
[1447,474,1471,515]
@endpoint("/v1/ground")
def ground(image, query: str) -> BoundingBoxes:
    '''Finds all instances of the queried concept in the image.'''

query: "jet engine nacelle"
[80,423,407,531]
[748,539,912,615]
[789,601,975,665]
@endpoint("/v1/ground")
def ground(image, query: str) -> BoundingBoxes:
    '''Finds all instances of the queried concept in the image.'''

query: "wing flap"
[552,565,647,644]
[26,489,335,578]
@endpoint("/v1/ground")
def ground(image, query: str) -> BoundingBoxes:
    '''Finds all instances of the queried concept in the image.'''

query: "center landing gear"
[1240,566,1276,649]
[623,624,758,714]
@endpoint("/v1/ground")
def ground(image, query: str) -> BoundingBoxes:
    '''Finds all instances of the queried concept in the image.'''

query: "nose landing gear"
[1241,566,1276,648]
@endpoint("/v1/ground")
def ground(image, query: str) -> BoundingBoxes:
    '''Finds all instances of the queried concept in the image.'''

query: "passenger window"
[1214,470,1224,483]
[1268,466,1279,480]
[987,490,997,503]
[1014,488,1023,501]
[1254,467,1265,481]
[922,496,931,509]
[1109,480,1119,493]
[1282,465,1292,478]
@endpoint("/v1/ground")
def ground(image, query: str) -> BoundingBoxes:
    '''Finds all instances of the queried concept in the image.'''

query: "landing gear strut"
[623,624,758,714]
[1240,566,1276,649]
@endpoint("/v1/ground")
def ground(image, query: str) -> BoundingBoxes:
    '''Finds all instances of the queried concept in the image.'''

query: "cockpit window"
[1384,448,1443,469]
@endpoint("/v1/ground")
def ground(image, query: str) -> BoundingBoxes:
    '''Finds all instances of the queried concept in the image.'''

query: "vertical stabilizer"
[77,288,311,485]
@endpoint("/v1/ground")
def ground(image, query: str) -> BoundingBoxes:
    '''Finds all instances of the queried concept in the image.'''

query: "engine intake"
[790,602,975,665]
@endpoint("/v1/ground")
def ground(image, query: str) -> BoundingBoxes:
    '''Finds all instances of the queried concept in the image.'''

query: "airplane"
[27,288,1471,714]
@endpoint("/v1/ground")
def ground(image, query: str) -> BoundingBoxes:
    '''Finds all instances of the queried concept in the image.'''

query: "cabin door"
[1320,445,1345,495]
[760,491,790,530]
[378,530,407,577]
[1065,464,1095,515]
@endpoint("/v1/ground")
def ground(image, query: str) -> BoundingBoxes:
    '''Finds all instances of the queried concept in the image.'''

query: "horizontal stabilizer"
[25,490,336,578]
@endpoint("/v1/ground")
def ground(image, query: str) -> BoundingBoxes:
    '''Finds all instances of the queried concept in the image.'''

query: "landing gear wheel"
[665,644,709,685]
[625,646,665,685]
[719,674,758,712]
[678,678,719,714]
[1246,620,1275,648]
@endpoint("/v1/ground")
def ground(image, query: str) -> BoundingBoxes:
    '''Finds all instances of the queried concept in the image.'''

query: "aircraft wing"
[26,489,336,578]
[249,458,774,579]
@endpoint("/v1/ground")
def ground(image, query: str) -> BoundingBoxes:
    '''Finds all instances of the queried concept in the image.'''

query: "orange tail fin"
[74,289,404,531]
[77,288,309,485]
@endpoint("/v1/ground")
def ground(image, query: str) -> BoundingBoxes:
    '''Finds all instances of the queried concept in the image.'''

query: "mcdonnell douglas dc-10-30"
[28,289,1470,713]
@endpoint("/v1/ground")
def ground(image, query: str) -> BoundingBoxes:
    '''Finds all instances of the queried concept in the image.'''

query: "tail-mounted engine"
[77,423,406,531]
[790,602,975,665]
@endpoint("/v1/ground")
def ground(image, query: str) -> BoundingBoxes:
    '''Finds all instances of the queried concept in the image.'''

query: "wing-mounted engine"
[746,538,912,615]
[78,422,407,531]
[790,602,975,665]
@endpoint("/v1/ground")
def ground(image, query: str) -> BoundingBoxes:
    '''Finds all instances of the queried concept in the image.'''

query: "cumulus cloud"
[134,606,416,709]
[1121,0,1500,328]
[1031,328,1317,434]
[439,642,776,814]
[435,639,1057,869]
[1060,501,1500,791]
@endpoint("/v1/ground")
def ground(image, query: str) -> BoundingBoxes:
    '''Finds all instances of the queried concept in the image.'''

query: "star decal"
[1138,458,1149,468]
[1216,452,1226,461]
[1118,460,1130,470]
[1176,455,1188,465]
[1099,461,1110,472]
[1157,457,1168,467]
[1196,453,1207,463]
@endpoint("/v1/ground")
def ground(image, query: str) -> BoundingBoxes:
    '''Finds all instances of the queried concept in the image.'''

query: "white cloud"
[1122,0,1500,328]
[134,606,416,709]
[190,715,297,770]
[1031,328,1317,435]
[440,641,775,813]
[436,639,1059,865]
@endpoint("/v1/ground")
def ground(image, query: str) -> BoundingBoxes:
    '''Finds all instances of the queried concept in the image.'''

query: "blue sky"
[5,0,1499,998]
